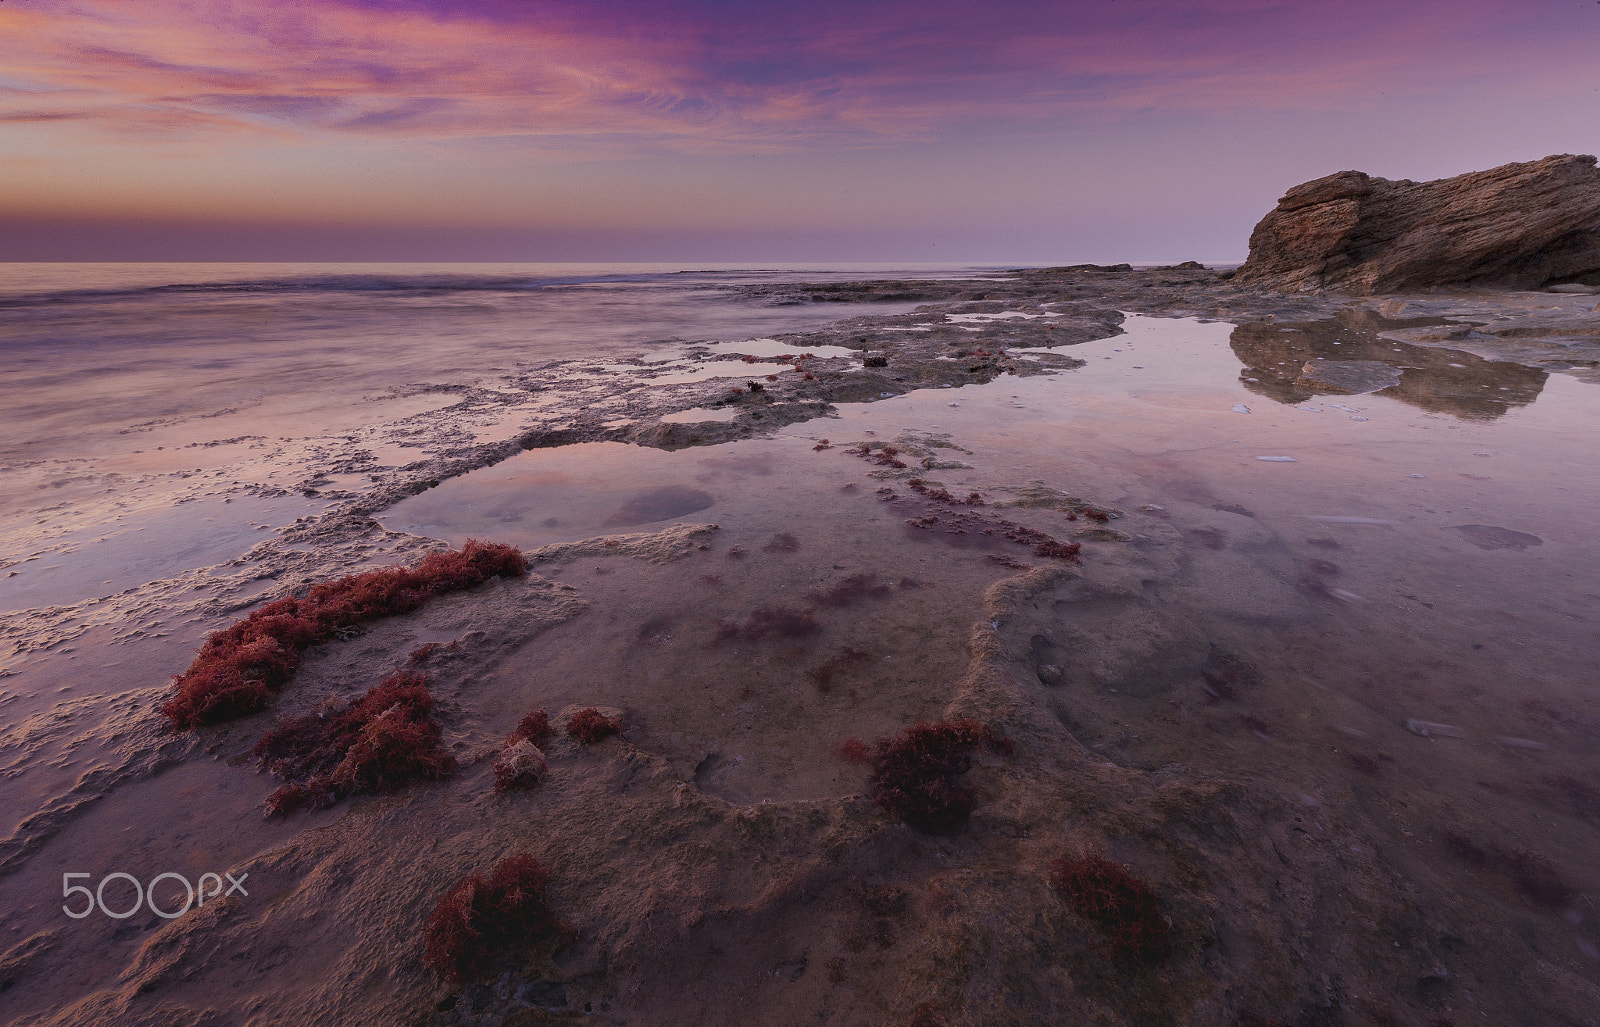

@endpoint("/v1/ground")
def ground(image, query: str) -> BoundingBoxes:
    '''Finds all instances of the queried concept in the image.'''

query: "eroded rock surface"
[1234,154,1600,294]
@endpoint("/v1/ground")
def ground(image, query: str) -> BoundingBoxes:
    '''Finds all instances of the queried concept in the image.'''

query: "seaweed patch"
[162,540,526,728]
[841,718,1013,833]
[566,707,622,744]
[1049,853,1171,965]
[423,854,570,985]
[253,670,457,816]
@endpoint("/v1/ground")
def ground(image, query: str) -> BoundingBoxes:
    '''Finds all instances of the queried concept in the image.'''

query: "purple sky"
[3,0,1598,262]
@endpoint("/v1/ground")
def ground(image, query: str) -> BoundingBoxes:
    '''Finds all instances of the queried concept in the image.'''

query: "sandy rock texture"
[1233,154,1600,294]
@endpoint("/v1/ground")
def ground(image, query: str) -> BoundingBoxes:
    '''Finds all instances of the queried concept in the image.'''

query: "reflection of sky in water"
[702,337,858,359]
[945,311,1062,323]
[325,314,1600,992]
[0,494,325,612]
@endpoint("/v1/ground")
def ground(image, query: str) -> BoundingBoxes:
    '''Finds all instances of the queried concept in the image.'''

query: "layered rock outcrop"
[1234,154,1600,294]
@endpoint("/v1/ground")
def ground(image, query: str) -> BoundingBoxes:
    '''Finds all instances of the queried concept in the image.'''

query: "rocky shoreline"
[2,242,1599,1025]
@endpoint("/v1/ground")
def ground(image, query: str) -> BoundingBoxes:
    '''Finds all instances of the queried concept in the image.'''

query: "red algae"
[423,854,567,986]
[510,709,553,747]
[902,478,985,506]
[835,737,872,764]
[1050,853,1171,965]
[852,442,908,469]
[566,707,622,744]
[492,739,549,792]
[162,540,526,728]
[407,641,446,666]
[254,671,456,816]
[850,718,1012,833]
[1033,539,1082,561]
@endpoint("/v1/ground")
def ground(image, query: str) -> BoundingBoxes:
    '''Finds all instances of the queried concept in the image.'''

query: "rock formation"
[1233,154,1600,294]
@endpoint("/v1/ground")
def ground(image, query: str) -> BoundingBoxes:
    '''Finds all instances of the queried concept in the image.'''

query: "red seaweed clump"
[423,854,567,985]
[835,737,872,764]
[906,478,957,503]
[904,479,984,506]
[493,739,549,792]
[1034,539,1082,561]
[1050,853,1171,965]
[162,541,526,728]
[847,718,1012,833]
[565,707,622,745]
[254,671,456,816]
[509,708,553,747]
[851,442,907,468]
[407,642,445,666]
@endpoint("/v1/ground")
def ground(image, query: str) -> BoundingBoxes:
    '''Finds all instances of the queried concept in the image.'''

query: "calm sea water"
[0,262,1005,467]
[0,262,998,614]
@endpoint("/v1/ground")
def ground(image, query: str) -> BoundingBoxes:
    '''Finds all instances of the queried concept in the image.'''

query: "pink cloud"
[5,0,1594,158]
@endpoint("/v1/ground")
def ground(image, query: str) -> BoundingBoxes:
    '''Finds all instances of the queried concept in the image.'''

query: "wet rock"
[1235,154,1600,293]
[1454,524,1544,550]
[492,739,548,790]
[0,931,55,992]
[515,980,568,1008]
[1298,359,1402,394]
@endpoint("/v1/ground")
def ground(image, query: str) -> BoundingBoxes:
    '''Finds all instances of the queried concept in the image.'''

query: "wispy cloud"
[5,0,1590,156]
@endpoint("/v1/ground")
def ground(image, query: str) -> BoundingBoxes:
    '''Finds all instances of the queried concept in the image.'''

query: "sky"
[2,0,1598,263]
